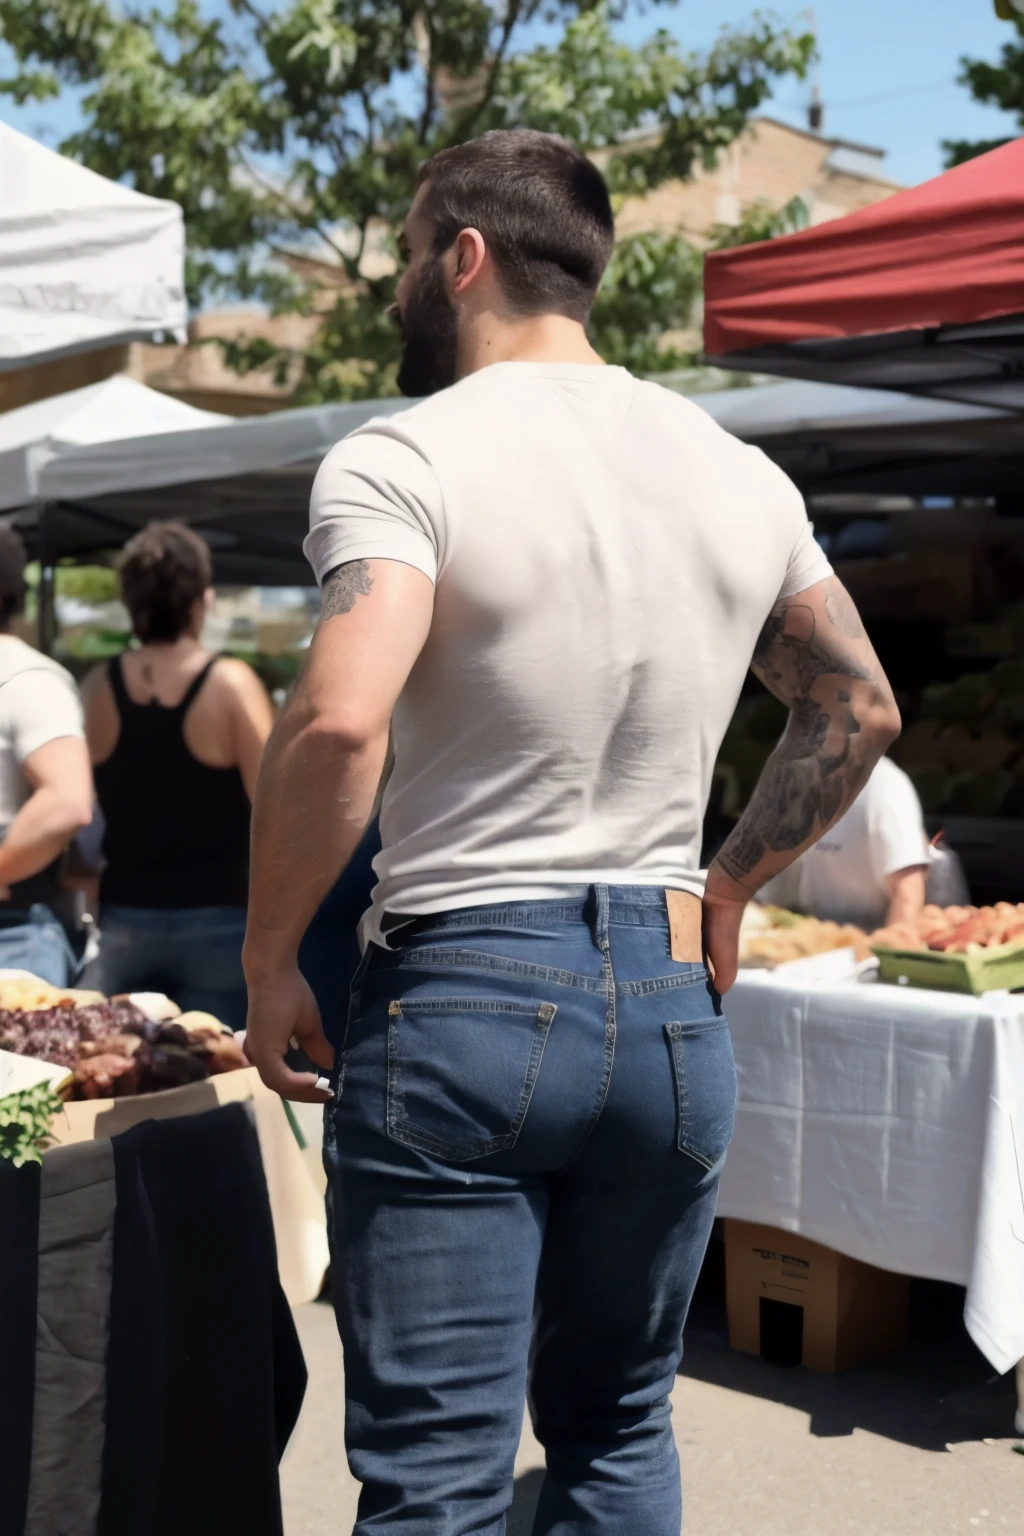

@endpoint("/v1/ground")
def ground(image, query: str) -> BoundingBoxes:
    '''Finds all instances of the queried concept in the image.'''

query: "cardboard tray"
[873,940,1024,995]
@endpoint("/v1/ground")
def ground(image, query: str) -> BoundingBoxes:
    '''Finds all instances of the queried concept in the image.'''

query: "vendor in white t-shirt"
[758,756,928,933]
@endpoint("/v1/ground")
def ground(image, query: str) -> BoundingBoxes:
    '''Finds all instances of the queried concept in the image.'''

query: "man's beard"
[395,256,458,397]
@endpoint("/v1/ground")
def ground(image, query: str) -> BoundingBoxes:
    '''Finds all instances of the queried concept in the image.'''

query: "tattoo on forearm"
[715,579,895,892]
[321,560,373,620]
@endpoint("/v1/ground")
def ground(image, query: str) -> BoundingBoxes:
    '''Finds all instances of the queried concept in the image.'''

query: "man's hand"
[244,968,335,1103]
[702,888,746,996]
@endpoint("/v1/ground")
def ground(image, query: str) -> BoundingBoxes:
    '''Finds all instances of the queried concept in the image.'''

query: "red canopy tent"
[702,137,1024,409]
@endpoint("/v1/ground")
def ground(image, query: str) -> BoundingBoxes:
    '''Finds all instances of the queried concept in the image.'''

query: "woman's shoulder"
[204,655,273,719]
[80,659,115,705]
[207,654,265,695]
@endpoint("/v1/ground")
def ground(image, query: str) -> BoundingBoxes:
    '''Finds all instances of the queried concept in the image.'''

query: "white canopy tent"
[0,123,186,369]
[0,375,225,510]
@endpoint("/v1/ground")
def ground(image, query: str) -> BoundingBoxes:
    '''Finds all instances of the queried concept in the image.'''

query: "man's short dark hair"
[0,524,27,626]
[415,130,615,323]
[119,521,213,644]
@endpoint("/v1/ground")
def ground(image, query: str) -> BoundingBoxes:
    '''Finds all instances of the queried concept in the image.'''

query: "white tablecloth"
[718,972,1024,1374]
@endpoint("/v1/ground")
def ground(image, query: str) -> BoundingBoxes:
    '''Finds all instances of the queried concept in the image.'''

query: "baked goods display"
[0,990,247,1100]
[870,902,1024,955]
[739,903,871,968]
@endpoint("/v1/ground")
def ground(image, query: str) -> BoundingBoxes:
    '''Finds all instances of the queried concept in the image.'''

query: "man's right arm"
[703,576,901,991]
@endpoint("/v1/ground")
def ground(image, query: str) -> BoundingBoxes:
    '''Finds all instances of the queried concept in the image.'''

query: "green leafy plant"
[0,1080,62,1166]
[0,0,813,399]
[944,14,1024,165]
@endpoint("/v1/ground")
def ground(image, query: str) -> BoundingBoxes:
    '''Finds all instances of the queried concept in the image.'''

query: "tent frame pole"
[37,504,56,656]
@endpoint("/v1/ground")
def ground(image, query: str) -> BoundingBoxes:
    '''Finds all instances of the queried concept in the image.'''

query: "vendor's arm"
[884,865,927,926]
[704,577,901,991]
[870,760,929,927]
[0,736,93,888]
[243,559,433,1101]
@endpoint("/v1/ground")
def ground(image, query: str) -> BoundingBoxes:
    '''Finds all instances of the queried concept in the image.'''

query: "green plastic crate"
[873,941,1024,995]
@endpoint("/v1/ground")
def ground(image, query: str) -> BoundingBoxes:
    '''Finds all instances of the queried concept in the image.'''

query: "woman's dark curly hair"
[0,525,27,627]
[119,522,213,644]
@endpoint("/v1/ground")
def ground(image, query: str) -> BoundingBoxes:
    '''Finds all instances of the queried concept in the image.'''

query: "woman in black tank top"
[82,523,273,1029]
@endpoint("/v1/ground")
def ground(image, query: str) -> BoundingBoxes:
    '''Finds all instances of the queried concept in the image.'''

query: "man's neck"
[456,312,605,378]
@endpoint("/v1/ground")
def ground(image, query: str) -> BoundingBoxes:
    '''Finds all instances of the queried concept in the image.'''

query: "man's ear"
[452,227,487,295]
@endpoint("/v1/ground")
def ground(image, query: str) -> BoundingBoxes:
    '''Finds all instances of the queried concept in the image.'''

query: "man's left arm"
[0,736,93,889]
[243,558,433,1102]
[872,768,929,928]
[884,865,927,926]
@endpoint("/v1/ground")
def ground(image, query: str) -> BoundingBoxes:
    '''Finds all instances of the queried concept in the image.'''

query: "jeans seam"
[617,972,708,997]
[398,946,605,994]
[556,889,617,1173]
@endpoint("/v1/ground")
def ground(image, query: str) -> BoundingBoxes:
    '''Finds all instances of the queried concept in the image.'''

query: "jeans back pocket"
[665,1016,737,1171]
[387,997,556,1162]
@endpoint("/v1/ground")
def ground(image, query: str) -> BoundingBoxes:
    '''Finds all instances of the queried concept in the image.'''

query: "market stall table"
[718,969,1024,1378]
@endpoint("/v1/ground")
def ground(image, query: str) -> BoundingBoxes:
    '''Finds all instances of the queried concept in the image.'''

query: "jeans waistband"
[388,885,698,942]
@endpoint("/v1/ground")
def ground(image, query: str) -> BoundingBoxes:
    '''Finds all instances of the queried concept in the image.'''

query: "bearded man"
[243,129,900,1535]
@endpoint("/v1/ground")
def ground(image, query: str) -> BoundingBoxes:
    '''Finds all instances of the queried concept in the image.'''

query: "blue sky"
[1,1,1020,190]
[644,0,1022,187]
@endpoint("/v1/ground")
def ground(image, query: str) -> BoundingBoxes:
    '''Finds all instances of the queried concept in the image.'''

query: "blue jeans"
[98,905,248,1030]
[0,904,78,987]
[325,885,736,1536]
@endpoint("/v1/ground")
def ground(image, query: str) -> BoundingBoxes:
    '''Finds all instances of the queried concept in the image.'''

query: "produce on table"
[0,993,247,1100]
[870,902,1024,954]
[0,1080,63,1166]
[739,904,871,967]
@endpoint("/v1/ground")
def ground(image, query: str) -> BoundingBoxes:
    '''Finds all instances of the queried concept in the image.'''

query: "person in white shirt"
[241,129,900,1534]
[0,528,93,984]
[759,756,928,932]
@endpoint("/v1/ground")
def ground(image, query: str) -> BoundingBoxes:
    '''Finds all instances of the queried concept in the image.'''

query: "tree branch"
[238,149,349,262]
[227,0,272,36]
[416,5,437,143]
[453,0,523,138]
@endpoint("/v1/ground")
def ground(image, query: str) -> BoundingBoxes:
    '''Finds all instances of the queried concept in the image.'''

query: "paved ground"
[281,1271,1023,1535]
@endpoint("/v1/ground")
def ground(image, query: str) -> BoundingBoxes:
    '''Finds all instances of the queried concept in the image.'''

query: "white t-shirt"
[307,362,832,944]
[759,757,928,932]
[0,636,84,840]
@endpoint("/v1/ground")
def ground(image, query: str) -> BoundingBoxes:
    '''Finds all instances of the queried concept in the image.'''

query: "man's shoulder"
[0,636,75,691]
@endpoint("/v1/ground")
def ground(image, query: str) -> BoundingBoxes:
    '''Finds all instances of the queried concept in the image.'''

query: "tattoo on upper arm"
[824,584,867,639]
[320,560,373,620]
[715,580,894,890]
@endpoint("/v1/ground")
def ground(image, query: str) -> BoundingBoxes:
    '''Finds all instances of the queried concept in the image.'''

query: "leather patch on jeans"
[665,889,703,964]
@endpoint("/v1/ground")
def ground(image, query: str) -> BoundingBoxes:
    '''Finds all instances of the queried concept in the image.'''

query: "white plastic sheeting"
[0,123,186,369]
[718,969,1024,1375]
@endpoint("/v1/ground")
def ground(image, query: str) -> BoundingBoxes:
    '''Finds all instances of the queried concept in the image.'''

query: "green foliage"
[0,0,814,399]
[0,1080,61,1166]
[945,18,1024,165]
[23,562,120,605]
[590,230,701,372]
[706,193,808,250]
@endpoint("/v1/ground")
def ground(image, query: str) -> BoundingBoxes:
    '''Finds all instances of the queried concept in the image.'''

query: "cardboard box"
[725,1219,909,1374]
[46,1067,330,1307]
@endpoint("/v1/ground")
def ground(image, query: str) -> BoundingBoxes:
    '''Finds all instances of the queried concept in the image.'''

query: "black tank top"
[96,655,251,909]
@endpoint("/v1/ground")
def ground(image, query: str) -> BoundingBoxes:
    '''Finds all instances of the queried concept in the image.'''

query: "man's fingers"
[250,1050,333,1104]
[293,1015,335,1074]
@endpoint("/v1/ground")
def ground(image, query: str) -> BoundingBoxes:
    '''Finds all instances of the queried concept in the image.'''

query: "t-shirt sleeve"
[304,418,445,587]
[868,765,929,880]
[0,669,84,764]
[769,464,833,600]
